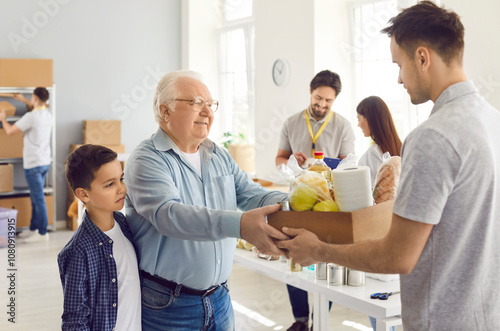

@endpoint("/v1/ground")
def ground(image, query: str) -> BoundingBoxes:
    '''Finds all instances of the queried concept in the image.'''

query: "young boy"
[58,144,141,331]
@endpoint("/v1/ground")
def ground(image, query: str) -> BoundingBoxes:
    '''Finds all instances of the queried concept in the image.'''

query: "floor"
[0,227,397,331]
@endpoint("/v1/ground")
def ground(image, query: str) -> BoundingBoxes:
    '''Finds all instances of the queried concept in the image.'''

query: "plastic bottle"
[308,151,331,183]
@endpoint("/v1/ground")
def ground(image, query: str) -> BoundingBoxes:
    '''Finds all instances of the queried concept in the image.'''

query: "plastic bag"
[373,152,401,204]
[288,171,333,211]
[265,155,304,184]
[336,153,358,169]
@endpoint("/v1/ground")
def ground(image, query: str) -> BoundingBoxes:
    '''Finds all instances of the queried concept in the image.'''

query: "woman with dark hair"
[357,96,402,187]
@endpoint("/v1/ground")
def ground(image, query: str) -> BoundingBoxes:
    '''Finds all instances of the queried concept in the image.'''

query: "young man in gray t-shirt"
[277,2,500,330]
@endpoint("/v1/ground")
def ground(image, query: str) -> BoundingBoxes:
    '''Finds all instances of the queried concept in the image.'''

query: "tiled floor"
[0,228,397,330]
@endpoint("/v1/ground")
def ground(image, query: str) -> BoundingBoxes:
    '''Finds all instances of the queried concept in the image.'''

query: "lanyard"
[305,109,334,155]
[32,106,47,112]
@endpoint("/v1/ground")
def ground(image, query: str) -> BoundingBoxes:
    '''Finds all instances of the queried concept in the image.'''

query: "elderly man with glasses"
[125,70,288,331]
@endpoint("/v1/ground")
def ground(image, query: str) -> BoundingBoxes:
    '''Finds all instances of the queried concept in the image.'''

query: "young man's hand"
[240,204,289,256]
[0,110,6,121]
[12,93,26,102]
[276,227,324,266]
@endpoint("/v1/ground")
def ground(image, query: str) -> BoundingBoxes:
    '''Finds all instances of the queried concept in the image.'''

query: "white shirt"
[15,107,52,169]
[180,149,202,177]
[105,220,141,331]
[357,142,383,188]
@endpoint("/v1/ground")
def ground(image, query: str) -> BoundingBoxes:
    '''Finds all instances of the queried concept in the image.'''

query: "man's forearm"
[317,239,406,274]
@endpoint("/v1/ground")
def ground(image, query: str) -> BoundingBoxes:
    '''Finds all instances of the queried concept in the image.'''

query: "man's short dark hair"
[310,70,342,96]
[381,0,464,65]
[33,87,49,102]
[66,144,118,193]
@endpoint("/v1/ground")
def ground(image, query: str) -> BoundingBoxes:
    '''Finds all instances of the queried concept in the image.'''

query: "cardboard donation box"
[0,207,18,248]
[0,164,13,193]
[268,200,395,244]
[83,120,121,145]
[0,195,54,229]
[0,129,23,158]
[0,59,53,87]
[0,101,16,117]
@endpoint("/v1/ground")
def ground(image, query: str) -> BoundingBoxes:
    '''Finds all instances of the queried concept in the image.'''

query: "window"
[217,0,254,142]
[350,0,434,154]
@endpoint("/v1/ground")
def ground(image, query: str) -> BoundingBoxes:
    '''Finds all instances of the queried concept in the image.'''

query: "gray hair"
[153,70,202,123]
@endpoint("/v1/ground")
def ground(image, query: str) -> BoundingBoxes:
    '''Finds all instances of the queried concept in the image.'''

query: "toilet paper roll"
[331,166,373,212]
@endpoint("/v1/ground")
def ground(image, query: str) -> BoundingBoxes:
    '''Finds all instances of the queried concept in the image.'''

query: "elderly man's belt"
[141,270,226,297]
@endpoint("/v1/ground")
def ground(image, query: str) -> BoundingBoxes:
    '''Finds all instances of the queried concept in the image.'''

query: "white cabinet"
[0,86,56,230]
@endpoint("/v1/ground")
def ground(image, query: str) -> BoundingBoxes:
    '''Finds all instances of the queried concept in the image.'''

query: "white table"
[233,248,402,331]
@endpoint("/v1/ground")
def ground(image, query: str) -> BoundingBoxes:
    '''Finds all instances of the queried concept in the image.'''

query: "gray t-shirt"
[15,107,52,169]
[393,81,500,330]
[278,109,355,159]
[357,142,383,188]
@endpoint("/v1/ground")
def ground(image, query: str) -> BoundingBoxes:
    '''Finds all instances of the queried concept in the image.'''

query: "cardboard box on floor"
[0,129,23,158]
[0,101,16,117]
[82,120,121,145]
[0,59,53,87]
[268,200,394,244]
[0,195,54,229]
[0,164,13,193]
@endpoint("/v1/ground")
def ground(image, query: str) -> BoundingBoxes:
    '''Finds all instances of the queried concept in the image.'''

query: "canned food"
[346,268,366,286]
[289,258,302,272]
[277,201,290,211]
[327,263,344,286]
[315,263,327,280]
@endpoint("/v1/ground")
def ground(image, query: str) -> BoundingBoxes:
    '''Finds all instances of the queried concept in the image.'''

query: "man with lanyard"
[0,87,52,243]
[275,70,355,331]
[276,70,355,168]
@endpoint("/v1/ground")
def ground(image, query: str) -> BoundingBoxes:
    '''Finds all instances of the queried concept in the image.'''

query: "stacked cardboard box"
[0,59,53,87]
[0,101,16,117]
[66,120,125,230]
[0,129,23,158]
[0,164,13,193]
[0,195,53,229]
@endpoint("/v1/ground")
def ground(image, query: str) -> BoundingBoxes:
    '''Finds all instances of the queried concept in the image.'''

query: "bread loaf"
[373,156,401,204]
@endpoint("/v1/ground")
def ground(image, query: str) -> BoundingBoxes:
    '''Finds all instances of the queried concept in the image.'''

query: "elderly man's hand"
[276,227,325,266]
[240,204,289,256]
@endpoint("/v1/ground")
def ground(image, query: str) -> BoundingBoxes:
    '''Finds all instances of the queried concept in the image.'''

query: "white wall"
[253,0,500,179]
[253,0,315,178]
[254,0,353,178]
[448,0,500,109]
[0,0,181,220]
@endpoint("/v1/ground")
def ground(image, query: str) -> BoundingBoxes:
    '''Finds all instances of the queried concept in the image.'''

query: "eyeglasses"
[174,96,219,113]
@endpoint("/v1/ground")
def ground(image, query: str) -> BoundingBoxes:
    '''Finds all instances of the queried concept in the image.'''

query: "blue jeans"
[141,276,235,331]
[369,316,396,331]
[24,165,50,235]
[287,285,332,321]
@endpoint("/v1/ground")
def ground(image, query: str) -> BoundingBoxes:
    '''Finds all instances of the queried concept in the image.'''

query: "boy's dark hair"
[381,0,464,65]
[33,87,50,102]
[66,144,118,192]
[310,70,342,96]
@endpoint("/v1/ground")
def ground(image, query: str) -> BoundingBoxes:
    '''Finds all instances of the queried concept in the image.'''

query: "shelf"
[0,158,23,164]
[0,87,54,93]
[0,187,53,198]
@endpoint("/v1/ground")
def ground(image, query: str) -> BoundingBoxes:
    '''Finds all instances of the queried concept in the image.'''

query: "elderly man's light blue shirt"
[125,128,287,290]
